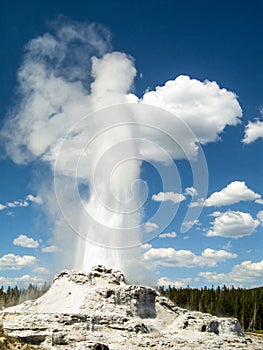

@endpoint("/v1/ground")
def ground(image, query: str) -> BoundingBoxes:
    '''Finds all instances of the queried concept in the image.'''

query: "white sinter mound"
[0,266,262,350]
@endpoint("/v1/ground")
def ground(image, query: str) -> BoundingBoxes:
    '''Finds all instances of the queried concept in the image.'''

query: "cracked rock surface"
[0,265,262,349]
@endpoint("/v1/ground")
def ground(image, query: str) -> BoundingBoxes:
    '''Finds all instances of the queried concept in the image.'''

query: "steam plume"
[1,20,242,282]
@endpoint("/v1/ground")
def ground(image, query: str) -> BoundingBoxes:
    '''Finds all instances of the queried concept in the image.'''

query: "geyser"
[1,21,242,280]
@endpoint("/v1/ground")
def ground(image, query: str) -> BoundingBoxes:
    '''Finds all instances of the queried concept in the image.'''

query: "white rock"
[0,265,262,349]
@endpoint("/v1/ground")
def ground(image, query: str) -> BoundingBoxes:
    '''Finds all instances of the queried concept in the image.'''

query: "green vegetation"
[158,285,263,331]
[0,324,15,350]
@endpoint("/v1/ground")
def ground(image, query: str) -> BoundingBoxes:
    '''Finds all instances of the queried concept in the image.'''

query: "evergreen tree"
[158,285,263,331]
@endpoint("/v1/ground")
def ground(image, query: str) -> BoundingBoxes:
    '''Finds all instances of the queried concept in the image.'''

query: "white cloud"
[182,219,200,231]
[0,254,37,270]
[140,75,242,151]
[13,234,39,248]
[207,210,260,239]
[199,259,263,287]
[7,200,28,208]
[257,210,263,223]
[188,198,205,208]
[143,246,236,268]
[201,248,237,264]
[26,194,43,205]
[144,247,200,268]
[208,211,222,217]
[152,191,186,204]
[0,194,43,211]
[157,276,192,288]
[205,181,261,207]
[243,120,263,144]
[141,243,152,250]
[33,266,49,274]
[159,231,177,238]
[185,187,198,197]
[0,203,6,210]
[144,222,159,233]
[41,245,61,253]
[255,198,263,204]
[0,274,46,287]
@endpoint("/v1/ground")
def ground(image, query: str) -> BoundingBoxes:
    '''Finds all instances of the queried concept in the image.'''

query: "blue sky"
[0,0,262,288]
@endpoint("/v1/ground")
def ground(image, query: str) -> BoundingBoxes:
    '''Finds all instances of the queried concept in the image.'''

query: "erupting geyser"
[75,54,142,271]
[2,21,242,281]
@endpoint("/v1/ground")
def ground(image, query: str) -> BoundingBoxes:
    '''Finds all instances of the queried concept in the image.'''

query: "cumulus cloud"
[26,194,43,205]
[0,204,6,210]
[41,245,61,253]
[188,198,205,208]
[13,234,39,248]
[207,210,260,238]
[157,276,192,288]
[0,254,37,270]
[144,222,159,233]
[185,187,198,197]
[243,120,263,144]
[201,248,237,263]
[7,200,28,208]
[205,181,261,207]
[140,75,242,157]
[152,192,186,204]
[0,274,45,287]
[143,246,236,268]
[208,211,222,217]
[199,259,263,287]
[159,231,177,238]
[0,194,42,211]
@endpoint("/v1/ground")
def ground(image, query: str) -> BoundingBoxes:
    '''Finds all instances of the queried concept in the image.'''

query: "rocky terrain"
[0,325,42,350]
[0,265,262,349]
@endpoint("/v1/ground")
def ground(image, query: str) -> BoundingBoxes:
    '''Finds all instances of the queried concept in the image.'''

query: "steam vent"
[0,265,262,349]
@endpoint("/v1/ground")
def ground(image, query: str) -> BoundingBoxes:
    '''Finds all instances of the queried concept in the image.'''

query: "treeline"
[158,285,263,331]
[0,282,50,309]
